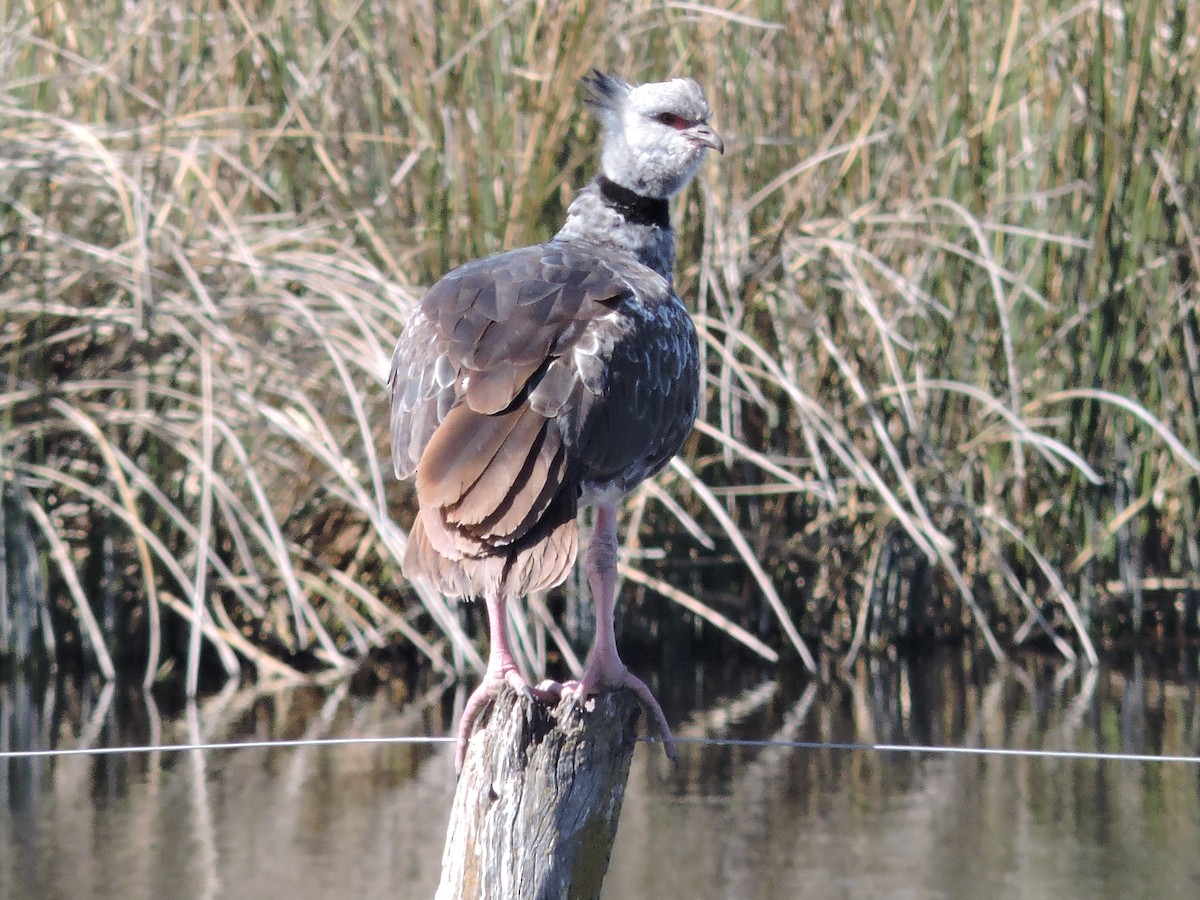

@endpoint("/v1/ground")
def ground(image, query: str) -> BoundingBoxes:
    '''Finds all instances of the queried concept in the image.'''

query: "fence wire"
[2,734,1198,765]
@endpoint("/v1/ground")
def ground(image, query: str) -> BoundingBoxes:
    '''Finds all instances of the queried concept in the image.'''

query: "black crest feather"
[581,69,630,114]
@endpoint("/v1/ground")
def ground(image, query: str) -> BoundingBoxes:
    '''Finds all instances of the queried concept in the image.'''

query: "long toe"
[613,670,678,766]
[562,664,677,765]
[455,676,506,774]
[557,661,678,765]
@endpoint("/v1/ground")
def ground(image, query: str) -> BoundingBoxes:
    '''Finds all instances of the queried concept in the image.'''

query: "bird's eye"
[656,112,687,128]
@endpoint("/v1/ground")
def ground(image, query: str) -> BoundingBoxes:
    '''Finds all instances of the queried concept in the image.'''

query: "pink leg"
[558,502,677,763]
[455,591,556,773]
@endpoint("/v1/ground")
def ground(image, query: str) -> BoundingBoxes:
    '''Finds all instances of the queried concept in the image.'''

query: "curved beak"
[689,123,725,155]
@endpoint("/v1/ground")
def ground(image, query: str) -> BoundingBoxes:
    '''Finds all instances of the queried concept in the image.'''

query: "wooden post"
[436,687,641,900]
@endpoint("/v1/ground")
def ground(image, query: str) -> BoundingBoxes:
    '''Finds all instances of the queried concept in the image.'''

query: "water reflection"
[2,650,1199,899]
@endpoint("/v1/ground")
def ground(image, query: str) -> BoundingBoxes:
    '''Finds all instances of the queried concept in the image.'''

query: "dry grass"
[2,0,1198,686]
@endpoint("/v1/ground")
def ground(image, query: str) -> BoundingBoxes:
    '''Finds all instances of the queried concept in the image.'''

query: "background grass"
[2,0,1198,689]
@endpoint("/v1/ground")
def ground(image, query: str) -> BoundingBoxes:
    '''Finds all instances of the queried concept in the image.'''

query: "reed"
[2,0,1197,684]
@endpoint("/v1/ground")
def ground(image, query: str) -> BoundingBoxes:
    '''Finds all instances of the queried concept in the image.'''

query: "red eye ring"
[656,112,688,128]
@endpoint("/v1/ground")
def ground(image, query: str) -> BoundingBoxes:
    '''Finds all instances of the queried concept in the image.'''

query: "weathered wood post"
[436,687,641,900]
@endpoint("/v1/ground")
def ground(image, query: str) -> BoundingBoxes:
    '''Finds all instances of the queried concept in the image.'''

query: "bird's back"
[388,238,698,600]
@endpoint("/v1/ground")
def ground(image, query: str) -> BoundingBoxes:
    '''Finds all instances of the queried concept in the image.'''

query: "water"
[2,649,1199,899]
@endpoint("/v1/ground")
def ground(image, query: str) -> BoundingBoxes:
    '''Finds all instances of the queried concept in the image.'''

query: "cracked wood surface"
[436,688,641,900]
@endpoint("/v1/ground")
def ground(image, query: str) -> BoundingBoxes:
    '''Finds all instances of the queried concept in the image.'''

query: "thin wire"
[2,734,1199,765]
[0,736,452,760]
[667,737,1200,765]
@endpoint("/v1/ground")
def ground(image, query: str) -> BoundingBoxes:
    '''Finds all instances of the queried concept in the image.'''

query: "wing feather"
[388,239,691,598]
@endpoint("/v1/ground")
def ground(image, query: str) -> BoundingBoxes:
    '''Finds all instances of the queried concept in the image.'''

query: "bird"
[387,69,723,772]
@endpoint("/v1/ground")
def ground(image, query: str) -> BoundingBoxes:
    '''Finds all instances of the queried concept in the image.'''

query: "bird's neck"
[555,177,676,279]
[595,176,670,229]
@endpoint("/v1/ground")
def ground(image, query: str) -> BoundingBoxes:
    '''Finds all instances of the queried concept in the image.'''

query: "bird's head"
[583,70,724,200]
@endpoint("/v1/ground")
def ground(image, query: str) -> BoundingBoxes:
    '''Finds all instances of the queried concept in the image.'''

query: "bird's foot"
[538,663,677,767]
[456,667,559,774]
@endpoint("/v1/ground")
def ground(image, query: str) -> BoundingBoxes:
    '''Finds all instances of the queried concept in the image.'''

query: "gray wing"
[388,241,666,476]
[387,241,686,584]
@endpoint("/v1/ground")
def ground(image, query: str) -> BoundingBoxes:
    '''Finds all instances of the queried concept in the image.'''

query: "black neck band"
[597,176,670,229]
